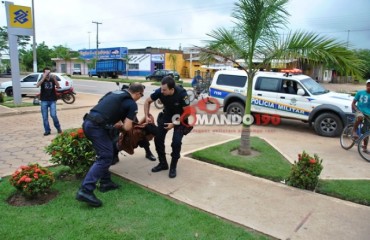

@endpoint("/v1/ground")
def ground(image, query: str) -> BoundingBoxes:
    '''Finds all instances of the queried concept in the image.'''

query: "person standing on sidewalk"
[36,67,62,136]
[76,83,145,207]
[144,76,191,178]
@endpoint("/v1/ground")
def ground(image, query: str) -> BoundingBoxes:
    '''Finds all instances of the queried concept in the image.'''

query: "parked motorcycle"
[34,87,76,105]
[57,87,76,104]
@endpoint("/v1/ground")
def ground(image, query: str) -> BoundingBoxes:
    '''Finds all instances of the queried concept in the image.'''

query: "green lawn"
[191,137,370,206]
[0,170,270,240]
[0,96,34,108]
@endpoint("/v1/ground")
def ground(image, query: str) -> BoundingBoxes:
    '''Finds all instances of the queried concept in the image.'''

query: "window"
[129,64,139,70]
[255,77,280,92]
[22,74,39,83]
[61,64,66,73]
[73,63,81,69]
[216,74,247,87]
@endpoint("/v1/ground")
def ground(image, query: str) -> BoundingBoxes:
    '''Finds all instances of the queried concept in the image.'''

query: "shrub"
[9,163,55,198]
[286,151,323,191]
[45,128,95,177]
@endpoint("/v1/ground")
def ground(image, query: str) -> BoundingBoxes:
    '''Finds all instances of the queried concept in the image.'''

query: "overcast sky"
[1,0,369,51]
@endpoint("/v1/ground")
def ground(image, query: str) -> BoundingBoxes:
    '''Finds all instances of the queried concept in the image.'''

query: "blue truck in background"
[88,59,125,79]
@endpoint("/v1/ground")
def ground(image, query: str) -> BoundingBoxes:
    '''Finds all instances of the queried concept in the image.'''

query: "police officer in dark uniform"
[144,76,190,178]
[76,83,145,207]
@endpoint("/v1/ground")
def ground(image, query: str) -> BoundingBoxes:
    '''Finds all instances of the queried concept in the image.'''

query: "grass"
[191,137,370,206]
[0,96,34,108]
[316,180,370,206]
[0,168,270,240]
[191,137,291,182]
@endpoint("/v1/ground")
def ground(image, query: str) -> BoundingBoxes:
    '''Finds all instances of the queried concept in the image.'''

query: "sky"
[1,0,369,51]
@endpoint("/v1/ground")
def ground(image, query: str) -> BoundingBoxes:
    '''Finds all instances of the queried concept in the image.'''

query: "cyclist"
[352,80,370,147]
[191,70,203,94]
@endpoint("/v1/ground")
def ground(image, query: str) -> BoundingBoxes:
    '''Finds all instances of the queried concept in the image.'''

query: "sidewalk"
[0,92,369,239]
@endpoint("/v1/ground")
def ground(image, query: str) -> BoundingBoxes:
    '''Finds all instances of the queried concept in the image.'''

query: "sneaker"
[57,129,62,134]
[76,188,102,207]
[99,181,120,193]
[43,132,51,136]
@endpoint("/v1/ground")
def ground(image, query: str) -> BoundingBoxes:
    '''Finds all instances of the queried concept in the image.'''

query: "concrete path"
[0,89,369,240]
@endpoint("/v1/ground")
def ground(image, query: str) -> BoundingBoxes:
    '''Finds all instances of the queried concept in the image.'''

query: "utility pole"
[32,0,37,72]
[92,21,102,60]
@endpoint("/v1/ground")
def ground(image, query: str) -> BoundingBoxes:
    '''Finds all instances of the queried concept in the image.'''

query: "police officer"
[76,83,145,207]
[144,76,190,178]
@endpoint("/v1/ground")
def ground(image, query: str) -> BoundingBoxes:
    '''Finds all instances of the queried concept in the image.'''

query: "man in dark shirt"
[36,67,62,136]
[76,83,145,207]
[144,76,190,178]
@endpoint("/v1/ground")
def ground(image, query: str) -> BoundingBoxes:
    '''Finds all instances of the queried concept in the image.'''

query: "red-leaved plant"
[45,128,95,177]
[286,151,323,191]
[9,163,55,198]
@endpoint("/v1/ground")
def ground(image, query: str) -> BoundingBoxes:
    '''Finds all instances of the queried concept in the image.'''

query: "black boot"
[76,188,102,207]
[99,181,120,193]
[151,156,168,172]
[169,168,177,178]
[145,150,156,161]
[169,159,178,178]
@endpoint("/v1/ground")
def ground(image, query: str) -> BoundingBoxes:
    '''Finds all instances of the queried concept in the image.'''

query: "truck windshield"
[301,78,329,95]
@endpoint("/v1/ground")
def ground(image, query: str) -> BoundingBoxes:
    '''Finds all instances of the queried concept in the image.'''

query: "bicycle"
[340,113,370,162]
[188,80,210,103]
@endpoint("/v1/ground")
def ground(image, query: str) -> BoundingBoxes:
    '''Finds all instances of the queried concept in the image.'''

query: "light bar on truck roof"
[281,68,302,74]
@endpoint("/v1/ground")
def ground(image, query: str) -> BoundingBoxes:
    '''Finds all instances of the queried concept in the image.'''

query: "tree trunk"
[238,124,251,155]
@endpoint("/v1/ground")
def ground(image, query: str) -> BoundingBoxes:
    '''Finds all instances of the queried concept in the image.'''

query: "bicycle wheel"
[340,124,356,150]
[187,89,196,102]
[357,131,370,162]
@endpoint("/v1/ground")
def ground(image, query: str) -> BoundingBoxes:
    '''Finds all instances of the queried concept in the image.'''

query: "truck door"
[252,77,279,115]
[276,80,312,120]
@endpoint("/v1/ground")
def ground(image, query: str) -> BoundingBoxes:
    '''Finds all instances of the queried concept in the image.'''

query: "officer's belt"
[83,113,107,126]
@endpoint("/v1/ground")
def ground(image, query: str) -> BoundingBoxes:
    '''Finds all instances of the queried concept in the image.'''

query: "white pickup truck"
[208,69,354,137]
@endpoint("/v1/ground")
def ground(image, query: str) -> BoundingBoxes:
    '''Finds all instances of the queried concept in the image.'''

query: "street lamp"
[92,21,102,60]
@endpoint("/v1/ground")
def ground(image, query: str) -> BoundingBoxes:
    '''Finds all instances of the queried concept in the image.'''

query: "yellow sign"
[9,5,33,29]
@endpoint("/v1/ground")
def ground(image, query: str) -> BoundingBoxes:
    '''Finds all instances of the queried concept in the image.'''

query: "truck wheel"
[314,113,342,137]
[226,102,244,123]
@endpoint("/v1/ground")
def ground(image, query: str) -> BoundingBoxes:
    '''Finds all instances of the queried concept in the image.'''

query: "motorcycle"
[34,87,76,105]
[57,87,76,104]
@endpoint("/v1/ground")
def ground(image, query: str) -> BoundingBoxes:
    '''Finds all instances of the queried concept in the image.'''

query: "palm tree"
[198,0,364,155]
